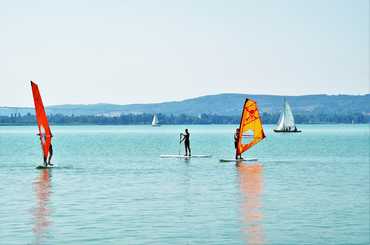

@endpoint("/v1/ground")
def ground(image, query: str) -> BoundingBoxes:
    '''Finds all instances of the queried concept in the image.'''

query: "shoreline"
[0,122,368,126]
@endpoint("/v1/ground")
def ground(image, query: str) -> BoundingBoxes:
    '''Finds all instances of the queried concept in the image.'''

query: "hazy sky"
[1,0,369,106]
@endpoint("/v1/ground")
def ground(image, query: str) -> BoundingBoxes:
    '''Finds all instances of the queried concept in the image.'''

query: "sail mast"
[284,98,289,130]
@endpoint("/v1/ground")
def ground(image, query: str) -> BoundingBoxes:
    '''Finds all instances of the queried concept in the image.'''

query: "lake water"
[0,124,369,245]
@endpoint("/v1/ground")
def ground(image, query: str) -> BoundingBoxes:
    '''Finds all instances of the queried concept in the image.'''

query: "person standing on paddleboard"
[234,128,242,159]
[180,129,191,156]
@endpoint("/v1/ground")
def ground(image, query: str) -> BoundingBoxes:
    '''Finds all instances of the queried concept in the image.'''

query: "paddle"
[178,133,182,155]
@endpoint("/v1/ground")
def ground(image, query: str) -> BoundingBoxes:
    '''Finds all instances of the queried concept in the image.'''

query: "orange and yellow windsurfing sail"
[31,81,52,159]
[236,98,265,156]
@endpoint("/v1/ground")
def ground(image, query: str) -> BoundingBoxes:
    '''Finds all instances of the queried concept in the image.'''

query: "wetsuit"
[183,132,191,156]
[234,132,238,149]
[234,132,241,159]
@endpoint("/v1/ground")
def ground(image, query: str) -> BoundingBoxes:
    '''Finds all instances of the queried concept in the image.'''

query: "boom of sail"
[31,81,52,159]
[274,98,301,133]
[236,99,266,156]
[152,114,160,126]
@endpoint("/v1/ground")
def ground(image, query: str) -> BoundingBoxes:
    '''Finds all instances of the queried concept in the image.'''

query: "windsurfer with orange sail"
[221,98,265,162]
[31,81,54,167]
[235,98,265,160]
[234,128,242,159]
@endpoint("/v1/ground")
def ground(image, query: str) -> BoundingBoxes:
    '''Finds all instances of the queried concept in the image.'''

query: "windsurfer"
[38,133,53,166]
[180,129,191,156]
[31,81,54,168]
[234,128,242,159]
[47,144,53,166]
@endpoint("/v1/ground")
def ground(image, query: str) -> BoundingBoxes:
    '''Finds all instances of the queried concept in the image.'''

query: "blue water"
[0,124,369,245]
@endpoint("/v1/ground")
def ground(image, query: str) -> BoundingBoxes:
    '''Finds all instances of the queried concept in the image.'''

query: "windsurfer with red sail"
[31,81,54,167]
[37,133,53,166]
[47,144,53,165]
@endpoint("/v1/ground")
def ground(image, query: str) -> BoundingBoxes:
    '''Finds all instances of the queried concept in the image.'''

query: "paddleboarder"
[180,129,191,156]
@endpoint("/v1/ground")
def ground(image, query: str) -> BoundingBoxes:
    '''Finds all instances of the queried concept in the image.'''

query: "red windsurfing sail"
[236,99,265,156]
[31,81,52,159]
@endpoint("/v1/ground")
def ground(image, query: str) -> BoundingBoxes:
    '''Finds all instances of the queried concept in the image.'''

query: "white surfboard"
[160,154,211,158]
[219,158,258,163]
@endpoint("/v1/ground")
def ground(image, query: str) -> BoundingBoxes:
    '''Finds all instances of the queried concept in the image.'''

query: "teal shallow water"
[0,124,369,245]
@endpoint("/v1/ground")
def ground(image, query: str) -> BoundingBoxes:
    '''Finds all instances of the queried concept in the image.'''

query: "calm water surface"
[0,124,369,245]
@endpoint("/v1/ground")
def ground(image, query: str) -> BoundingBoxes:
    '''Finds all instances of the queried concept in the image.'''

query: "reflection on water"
[238,163,264,245]
[33,169,52,245]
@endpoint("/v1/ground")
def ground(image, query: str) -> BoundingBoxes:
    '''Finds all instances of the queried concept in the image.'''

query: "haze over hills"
[0,93,369,117]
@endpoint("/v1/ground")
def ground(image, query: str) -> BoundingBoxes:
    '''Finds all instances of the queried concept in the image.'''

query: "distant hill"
[1,93,369,116]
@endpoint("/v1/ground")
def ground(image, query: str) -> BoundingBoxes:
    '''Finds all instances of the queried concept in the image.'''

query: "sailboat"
[274,98,301,133]
[220,98,266,162]
[152,114,160,127]
[31,81,53,168]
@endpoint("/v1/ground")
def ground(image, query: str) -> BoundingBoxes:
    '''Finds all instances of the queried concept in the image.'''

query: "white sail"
[152,114,159,126]
[276,109,285,130]
[275,99,298,131]
[284,100,295,129]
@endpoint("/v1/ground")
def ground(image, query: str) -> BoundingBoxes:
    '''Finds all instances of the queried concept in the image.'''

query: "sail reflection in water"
[238,163,264,245]
[33,169,52,245]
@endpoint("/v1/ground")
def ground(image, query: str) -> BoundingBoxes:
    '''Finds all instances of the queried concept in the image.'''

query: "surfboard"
[160,154,211,158]
[219,158,258,163]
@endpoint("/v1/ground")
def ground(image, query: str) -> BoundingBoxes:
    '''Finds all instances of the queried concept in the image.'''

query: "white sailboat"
[274,98,301,133]
[151,114,160,127]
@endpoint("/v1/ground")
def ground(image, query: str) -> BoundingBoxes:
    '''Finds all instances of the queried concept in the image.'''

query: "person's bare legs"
[47,153,53,166]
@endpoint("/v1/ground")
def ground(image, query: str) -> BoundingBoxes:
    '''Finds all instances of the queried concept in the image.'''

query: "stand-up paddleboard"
[219,158,258,163]
[160,154,211,158]
[219,98,266,163]
[36,165,55,169]
[31,81,54,169]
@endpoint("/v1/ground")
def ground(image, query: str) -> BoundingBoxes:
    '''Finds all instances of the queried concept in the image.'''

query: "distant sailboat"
[152,114,160,127]
[274,98,301,133]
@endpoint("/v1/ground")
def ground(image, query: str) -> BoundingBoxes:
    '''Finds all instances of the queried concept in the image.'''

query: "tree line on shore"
[0,112,368,125]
